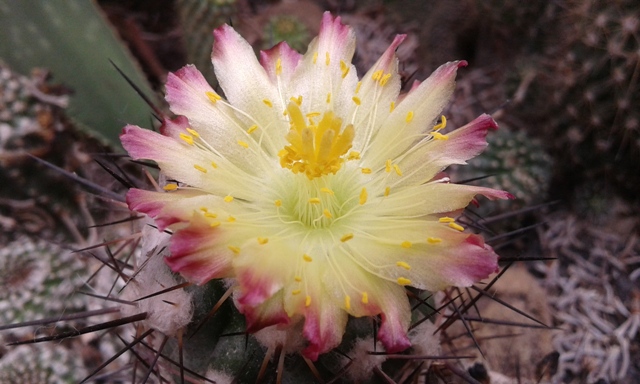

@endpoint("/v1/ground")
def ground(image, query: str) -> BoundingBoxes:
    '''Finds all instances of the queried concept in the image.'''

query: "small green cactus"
[262,15,311,52]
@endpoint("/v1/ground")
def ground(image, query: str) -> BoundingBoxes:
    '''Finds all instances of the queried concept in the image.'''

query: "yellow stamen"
[372,70,383,81]
[449,222,465,232]
[352,96,361,105]
[397,277,411,286]
[275,58,282,75]
[359,188,368,205]
[205,91,221,103]
[385,159,392,173]
[361,168,372,174]
[292,289,301,295]
[355,81,362,94]
[433,115,447,131]
[308,197,321,204]
[313,52,318,64]
[228,246,240,255]
[320,187,334,195]
[247,125,258,134]
[179,133,194,145]
[274,199,282,207]
[390,101,395,112]
[406,111,414,123]
[393,164,403,176]
[427,237,442,244]
[194,164,207,173]
[303,254,313,262]
[396,261,411,270]
[200,207,208,212]
[294,276,302,282]
[400,241,412,249]
[340,60,349,78]
[211,161,218,169]
[224,195,234,203]
[291,95,303,106]
[439,217,455,223]
[323,209,332,219]
[325,52,330,66]
[344,295,351,310]
[361,292,369,304]
[163,184,178,191]
[379,73,391,86]
[348,151,361,160]
[384,186,390,196]
[305,295,311,307]
[262,99,273,108]
[204,212,217,218]
[227,216,236,222]
[210,221,221,228]
[238,140,249,148]
[326,93,331,103]
[186,128,200,137]
[257,237,268,245]
[432,132,449,140]
[341,233,354,242]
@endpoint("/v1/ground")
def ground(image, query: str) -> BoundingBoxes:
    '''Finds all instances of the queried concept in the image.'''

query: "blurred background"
[0,0,638,383]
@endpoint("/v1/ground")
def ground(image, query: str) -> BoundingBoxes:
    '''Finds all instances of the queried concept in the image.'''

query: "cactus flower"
[121,12,513,360]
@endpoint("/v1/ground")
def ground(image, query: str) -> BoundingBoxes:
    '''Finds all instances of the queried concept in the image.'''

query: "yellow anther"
[433,115,447,131]
[432,132,449,140]
[379,73,391,86]
[397,277,411,286]
[186,128,200,137]
[303,254,313,262]
[355,81,362,94]
[204,212,218,218]
[200,207,208,212]
[439,217,455,223]
[210,221,221,228]
[163,184,178,191]
[313,52,318,64]
[449,222,465,232]
[224,195,234,203]
[400,241,412,249]
[396,261,411,270]
[262,99,273,108]
[257,237,268,245]
[227,216,236,222]
[305,295,311,307]
[292,289,301,295]
[323,209,333,219]
[275,58,282,75]
[344,295,351,310]
[205,91,221,103]
[359,188,368,205]
[341,233,354,242]
[372,70,383,81]
[384,186,391,196]
[348,151,361,160]
[361,292,369,304]
[228,246,240,255]
[194,164,207,173]
[211,161,218,169]
[390,101,395,112]
[406,111,414,123]
[308,197,321,204]
[320,188,334,195]
[427,237,442,244]
[238,140,249,148]
[385,159,392,173]
[340,60,349,78]
[352,96,361,105]
[325,52,330,66]
[179,133,194,145]
[247,125,258,134]
[294,276,302,282]
[361,168,372,174]
[274,199,282,207]
[393,164,403,176]
[294,95,303,105]
[326,93,331,103]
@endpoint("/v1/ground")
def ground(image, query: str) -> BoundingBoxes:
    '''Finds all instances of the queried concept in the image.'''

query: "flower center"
[278,102,354,180]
